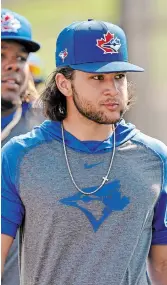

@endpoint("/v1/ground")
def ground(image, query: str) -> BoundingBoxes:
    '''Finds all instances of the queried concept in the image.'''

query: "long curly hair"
[39,67,74,121]
[39,66,135,121]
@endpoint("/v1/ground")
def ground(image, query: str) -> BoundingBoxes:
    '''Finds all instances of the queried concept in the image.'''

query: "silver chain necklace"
[61,123,116,195]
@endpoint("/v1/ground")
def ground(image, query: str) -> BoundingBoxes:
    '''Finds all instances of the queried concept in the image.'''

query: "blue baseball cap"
[1,9,40,52]
[56,19,144,73]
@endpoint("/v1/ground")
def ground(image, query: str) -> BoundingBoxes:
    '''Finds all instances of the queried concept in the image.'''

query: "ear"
[55,73,72,97]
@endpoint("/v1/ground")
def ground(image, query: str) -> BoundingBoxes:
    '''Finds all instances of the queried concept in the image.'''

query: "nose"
[103,80,119,97]
[4,60,21,72]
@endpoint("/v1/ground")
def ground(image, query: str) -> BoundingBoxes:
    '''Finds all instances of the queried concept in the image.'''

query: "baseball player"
[1,8,44,285]
[1,19,167,285]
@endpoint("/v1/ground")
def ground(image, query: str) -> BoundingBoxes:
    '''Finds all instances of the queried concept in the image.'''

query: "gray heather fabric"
[18,138,162,285]
[1,108,44,147]
[2,108,44,285]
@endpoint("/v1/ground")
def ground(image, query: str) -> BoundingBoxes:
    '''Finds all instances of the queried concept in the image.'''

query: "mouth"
[102,102,119,111]
[1,78,21,90]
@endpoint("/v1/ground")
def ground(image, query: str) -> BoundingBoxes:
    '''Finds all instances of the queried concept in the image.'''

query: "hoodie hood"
[40,119,139,154]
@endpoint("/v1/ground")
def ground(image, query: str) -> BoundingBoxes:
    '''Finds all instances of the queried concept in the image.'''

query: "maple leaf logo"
[96,31,121,54]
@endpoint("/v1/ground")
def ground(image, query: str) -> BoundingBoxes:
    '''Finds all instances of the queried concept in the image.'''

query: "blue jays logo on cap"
[1,12,21,33]
[56,19,144,73]
[1,9,40,53]
[96,31,121,54]
[59,48,68,62]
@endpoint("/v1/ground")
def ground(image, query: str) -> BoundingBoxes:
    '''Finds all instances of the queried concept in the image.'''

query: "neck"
[63,114,113,141]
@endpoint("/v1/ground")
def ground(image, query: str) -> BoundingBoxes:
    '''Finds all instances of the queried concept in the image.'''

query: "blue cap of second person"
[1,9,40,52]
[56,19,144,73]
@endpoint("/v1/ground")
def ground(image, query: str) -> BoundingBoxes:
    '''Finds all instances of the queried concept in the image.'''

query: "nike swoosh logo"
[84,161,104,169]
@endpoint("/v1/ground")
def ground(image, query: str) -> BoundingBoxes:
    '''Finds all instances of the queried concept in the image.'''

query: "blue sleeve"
[1,140,25,238]
[132,132,167,245]
[151,147,167,245]
[151,190,167,245]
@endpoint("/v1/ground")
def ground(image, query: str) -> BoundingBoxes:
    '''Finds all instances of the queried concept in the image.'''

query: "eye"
[115,73,126,80]
[1,53,5,59]
[17,55,27,62]
[92,75,104,80]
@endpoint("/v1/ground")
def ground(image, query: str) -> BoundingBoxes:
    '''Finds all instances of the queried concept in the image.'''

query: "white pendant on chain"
[102,176,109,183]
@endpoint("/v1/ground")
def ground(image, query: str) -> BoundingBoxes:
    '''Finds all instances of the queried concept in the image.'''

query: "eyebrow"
[1,45,8,50]
[1,44,28,54]
[20,46,29,53]
[87,72,127,76]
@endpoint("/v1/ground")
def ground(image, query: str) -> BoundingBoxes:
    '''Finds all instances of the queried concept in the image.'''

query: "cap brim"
[69,61,144,73]
[1,36,40,52]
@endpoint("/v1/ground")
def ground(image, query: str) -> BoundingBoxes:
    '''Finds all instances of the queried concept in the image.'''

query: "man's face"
[69,70,128,124]
[1,40,29,104]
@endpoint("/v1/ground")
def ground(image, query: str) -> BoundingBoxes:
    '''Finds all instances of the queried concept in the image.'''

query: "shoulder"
[2,124,50,163]
[132,132,167,162]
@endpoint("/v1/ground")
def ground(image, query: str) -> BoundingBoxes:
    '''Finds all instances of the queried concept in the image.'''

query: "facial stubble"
[71,84,127,125]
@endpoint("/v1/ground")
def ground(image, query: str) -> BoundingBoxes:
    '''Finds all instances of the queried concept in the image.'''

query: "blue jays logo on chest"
[59,180,130,232]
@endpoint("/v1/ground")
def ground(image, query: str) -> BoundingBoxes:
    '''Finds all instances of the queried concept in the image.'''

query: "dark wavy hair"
[38,67,74,121]
[39,66,135,121]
